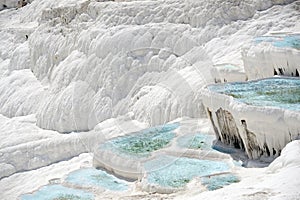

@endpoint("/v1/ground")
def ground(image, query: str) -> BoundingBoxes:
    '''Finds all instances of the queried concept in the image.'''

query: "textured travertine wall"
[0,0,34,10]
[242,40,300,80]
[0,0,299,132]
[202,88,300,160]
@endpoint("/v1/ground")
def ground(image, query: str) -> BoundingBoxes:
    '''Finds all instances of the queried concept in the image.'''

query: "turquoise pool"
[177,133,214,150]
[65,168,129,191]
[100,123,179,157]
[208,77,300,111]
[144,155,231,188]
[201,174,239,190]
[20,185,94,200]
[254,35,300,49]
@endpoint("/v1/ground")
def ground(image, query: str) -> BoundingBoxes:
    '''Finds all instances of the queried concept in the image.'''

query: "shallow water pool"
[65,168,129,191]
[177,133,214,150]
[201,174,239,190]
[254,35,300,49]
[144,155,230,188]
[100,123,179,157]
[208,77,300,111]
[20,184,94,200]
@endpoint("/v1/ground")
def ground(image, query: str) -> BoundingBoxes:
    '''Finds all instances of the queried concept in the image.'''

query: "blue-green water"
[21,185,94,200]
[212,144,238,154]
[100,123,179,157]
[177,133,214,150]
[208,77,300,111]
[144,155,230,188]
[201,174,239,190]
[254,35,300,49]
[65,168,129,191]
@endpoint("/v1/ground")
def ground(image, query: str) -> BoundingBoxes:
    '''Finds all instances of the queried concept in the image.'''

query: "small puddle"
[177,133,214,150]
[200,174,239,190]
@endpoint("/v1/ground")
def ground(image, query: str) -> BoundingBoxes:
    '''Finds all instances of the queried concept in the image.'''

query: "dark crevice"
[207,108,220,141]
[264,143,270,157]
[278,68,284,75]
[215,108,244,150]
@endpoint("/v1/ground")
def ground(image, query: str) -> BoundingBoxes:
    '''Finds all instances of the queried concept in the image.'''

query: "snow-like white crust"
[1,0,299,132]
[243,41,300,80]
[0,1,300,198]
[202,87,300,160]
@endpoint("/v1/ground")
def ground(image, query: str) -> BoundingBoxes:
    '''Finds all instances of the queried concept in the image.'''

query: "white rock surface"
[243,36,300,80]
[0,112,148,179]
[211,63,246,83]
[0,0,300,199]
[0,0,299,132]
